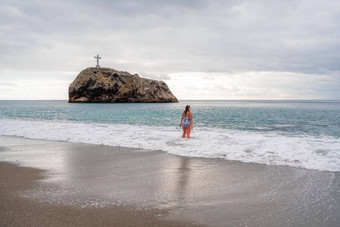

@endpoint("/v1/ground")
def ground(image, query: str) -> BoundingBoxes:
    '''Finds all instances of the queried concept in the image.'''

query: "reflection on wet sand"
[176,158,190,206]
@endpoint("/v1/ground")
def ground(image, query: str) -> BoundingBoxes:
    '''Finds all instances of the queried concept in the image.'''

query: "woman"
[179,105,193,138]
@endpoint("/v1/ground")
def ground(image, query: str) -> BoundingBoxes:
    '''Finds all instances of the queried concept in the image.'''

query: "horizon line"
[1,99,340,102]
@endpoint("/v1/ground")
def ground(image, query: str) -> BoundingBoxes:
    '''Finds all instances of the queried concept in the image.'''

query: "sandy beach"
[0,135,339,226]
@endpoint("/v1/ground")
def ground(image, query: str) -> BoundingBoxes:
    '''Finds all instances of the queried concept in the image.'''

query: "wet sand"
[0,136,339,226]
[0,162,194,227]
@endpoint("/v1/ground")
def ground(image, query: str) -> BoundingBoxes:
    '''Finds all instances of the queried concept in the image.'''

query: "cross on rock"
[94,54,101,67]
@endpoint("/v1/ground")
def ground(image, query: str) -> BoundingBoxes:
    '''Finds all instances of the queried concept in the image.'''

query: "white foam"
[0,118,339,172]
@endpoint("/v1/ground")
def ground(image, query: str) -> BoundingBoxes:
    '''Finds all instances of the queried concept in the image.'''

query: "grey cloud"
[214,84,241,95]
[140,72,171,80]
[0,0,339,75]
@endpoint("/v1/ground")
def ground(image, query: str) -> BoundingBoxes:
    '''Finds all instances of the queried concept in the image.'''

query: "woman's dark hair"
[184,105,190,116]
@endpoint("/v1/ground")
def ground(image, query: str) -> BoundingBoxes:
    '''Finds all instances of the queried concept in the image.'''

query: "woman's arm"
[179,113,183,127]
[189,112,193,129]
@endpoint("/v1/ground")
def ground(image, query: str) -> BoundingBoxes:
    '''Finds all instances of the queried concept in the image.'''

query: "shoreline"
[4,134,337,174]
[2,117,339,172]
[0,135,339,226]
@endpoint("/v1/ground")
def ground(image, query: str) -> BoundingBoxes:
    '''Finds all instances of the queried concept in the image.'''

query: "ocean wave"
[0,118,339,172]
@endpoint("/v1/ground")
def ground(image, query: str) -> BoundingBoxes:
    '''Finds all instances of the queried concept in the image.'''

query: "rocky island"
[68,67,178,103]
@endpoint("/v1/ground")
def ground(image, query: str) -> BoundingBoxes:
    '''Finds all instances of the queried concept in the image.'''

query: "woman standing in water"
[179,105,193,138]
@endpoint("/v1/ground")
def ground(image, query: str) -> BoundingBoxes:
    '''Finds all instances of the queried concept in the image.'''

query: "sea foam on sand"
[0,118,339,171]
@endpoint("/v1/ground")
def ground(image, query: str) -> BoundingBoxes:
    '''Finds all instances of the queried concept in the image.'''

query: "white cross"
[94,54,101,67]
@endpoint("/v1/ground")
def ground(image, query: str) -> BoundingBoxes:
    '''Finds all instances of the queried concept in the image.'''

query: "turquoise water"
[0,100,339,137]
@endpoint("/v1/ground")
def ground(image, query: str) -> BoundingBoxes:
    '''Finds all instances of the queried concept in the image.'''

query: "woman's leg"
[182,126,186,138]
[186,126,191,138]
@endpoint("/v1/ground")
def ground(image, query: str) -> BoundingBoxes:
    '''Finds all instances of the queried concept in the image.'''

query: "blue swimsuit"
[182,115,191,127]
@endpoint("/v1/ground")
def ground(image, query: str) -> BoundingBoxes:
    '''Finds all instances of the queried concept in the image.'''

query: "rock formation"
[68,67,178,103]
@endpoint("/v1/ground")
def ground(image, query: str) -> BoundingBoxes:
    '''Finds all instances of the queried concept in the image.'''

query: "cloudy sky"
[0,0,339,100]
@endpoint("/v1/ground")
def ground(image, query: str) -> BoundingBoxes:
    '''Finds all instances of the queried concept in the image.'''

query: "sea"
[0,100,339,172]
